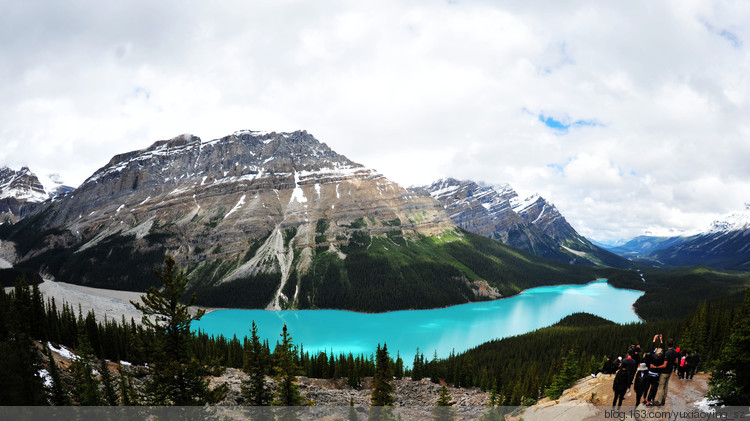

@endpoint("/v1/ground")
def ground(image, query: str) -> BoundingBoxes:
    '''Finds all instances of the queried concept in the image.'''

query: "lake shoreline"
[193,280,644,364]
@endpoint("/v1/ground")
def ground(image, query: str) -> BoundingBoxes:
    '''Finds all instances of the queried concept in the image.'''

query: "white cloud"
[1,0,749,243]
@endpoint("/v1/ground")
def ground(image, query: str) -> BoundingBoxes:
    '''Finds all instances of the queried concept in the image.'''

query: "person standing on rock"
[643,334,664,406]
[621,348,638,386]
[612,365,630,409]
[678,351,688,379]
[655,338,679,406]
[688,350,700,380]
[633,363,649,408]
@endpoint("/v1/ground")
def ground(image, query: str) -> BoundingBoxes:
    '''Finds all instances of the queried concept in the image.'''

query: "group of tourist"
[594,334,701,409]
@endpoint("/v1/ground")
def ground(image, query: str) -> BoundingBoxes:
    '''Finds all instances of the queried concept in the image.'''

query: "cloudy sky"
[1,0,749,243]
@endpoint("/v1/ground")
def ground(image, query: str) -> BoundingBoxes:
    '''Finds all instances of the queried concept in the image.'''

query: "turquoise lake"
[192,279,643,364]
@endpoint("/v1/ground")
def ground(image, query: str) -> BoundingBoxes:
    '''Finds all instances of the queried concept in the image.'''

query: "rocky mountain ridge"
[1,130,603,312]
[422,178,628,268]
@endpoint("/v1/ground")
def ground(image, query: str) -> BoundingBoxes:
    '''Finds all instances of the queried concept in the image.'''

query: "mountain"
[0,130,604,311]
[603,205,750,271]
[421,178,629,268]
[0,166,73,223]
[603,235,684,259]
[647,206,750,271]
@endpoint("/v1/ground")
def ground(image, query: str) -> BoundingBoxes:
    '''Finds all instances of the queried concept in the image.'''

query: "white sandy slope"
[36,280,145,323]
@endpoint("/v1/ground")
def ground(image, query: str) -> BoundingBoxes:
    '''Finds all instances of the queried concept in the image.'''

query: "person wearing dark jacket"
[592,355,617,377]
[644,334,664,406]
[688,351,701,379]
[621,349,638,385]
[633,363,649,408]
[612,366,630,409]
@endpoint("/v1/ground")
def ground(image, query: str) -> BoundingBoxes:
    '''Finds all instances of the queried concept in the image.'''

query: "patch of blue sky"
[546,163,564,174]
[538,114,602,133]
[133,86,151,100]
[703,21,742,48]
[719,29,742,48]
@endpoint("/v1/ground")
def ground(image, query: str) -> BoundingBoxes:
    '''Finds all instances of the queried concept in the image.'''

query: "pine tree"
[31,278,46,341]
[371,344,394,406]
[394,352,404,380]
[348,357,361,389]
[71,334,104,406]
[46,346,71,405]
[412,348,423,381]
[708,289,750,405]
[432,385,456,421]
[242,321,271,405]
[545,348,581,400]
[369,343,395,421]
[0,277,48,405]
[478,387,503,421]
[131,255,226,405]
[117,363,138,406]
[99,358,119,405]
[271,324,305,406]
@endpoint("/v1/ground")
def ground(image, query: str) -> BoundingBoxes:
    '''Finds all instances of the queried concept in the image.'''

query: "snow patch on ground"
[289,172,307,205]
[48,342,79,361]
[224,194,247,219]
[38,369,53,388]
[694,397,721,413]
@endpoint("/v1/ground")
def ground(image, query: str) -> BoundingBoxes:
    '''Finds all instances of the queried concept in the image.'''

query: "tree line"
[2,257,748,408]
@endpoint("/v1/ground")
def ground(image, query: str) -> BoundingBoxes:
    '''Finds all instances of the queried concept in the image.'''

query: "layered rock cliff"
[1,130,604,311]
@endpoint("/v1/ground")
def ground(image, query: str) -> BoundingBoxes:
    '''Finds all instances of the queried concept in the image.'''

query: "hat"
[618,356,622,361]
[676,347,681,352]
[637,363,648,371]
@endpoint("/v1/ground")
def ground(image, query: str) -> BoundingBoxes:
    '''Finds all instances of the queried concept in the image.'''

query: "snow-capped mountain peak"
[706,204,750,234]
[0,166,48,202]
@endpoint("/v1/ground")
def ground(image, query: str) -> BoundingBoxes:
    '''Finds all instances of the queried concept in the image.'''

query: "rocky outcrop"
[507,372,712,421]
[211,368,491,419]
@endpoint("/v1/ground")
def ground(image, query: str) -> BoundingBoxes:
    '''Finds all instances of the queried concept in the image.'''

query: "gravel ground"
[36,279,146,323]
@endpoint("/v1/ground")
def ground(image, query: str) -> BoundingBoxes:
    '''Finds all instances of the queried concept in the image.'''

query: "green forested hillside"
[292,229,604,312]
[2,265,748,407]
[421,292,744,406]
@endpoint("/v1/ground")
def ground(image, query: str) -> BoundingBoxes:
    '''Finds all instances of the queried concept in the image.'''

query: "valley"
[1,129,749,411]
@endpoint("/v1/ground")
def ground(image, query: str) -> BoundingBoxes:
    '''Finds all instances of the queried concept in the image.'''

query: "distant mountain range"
[0,130,607,311]
[601,206,750,271]
[2,129,747,312]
